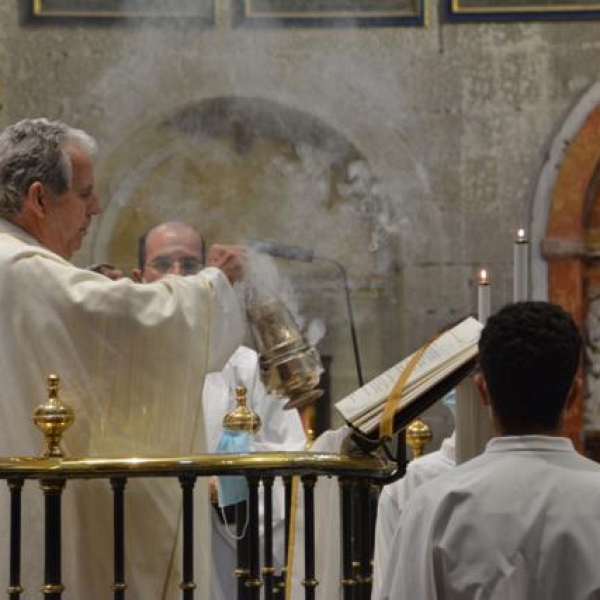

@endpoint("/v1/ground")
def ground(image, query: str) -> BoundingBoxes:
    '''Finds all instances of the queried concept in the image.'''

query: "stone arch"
[531,82,600,446]
[90,96,394,278]
[87,96,405,409]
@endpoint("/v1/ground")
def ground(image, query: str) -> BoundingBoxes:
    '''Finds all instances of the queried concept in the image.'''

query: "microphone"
[247,239,315,263]
[247,238,364,387]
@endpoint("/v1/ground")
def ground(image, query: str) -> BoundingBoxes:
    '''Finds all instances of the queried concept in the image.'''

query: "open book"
[335,316,483,437]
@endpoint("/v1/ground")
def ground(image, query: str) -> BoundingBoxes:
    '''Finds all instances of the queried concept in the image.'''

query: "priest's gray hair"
[0,118,98,217]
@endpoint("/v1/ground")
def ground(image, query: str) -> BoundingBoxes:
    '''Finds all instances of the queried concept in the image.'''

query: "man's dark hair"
[479,301,581,434]
[137,223,206,270]
[137,229,151,270]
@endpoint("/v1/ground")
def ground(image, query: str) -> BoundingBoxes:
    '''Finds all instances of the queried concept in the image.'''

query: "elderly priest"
[0,118,246,598]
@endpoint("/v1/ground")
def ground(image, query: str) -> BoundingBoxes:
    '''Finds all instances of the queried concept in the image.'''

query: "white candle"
[513,228,529,302]
[478,269,491,325]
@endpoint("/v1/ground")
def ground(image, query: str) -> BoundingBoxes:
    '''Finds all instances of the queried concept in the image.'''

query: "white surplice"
[202,346,307,600]
[288,425,351,600]
[0,218,245,599]
[204,349,351,600]
[371,433,456,600]
[379,436,600,600]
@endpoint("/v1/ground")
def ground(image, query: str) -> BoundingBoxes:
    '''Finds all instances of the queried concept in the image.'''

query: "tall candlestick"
[478,269,491,325]
[513,228,529,302]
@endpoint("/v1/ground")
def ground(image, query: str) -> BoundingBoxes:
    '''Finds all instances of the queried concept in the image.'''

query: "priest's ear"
[26,181,47,217]
[473,372,491,407]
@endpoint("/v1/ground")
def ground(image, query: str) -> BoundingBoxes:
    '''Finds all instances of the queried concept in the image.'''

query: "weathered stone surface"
[1,3,599,434]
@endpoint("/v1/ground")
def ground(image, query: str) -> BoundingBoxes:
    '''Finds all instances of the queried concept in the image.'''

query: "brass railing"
[0,451,394,600]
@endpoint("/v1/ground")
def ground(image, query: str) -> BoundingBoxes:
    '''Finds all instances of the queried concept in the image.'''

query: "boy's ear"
[473,372,491,407]
[565,374,582,412]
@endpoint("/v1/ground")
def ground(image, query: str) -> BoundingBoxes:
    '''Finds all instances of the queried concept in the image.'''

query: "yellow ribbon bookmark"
[379,336,438,440]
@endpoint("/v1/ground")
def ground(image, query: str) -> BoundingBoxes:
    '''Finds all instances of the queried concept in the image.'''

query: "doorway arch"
[531,82,600,447]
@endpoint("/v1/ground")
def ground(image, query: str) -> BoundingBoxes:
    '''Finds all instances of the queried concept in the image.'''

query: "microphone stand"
[315,256,364,388]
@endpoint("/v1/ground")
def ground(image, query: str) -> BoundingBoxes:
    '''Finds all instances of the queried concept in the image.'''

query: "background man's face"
[142,225,204,282]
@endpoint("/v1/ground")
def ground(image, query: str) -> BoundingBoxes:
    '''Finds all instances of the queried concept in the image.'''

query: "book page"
[353,346,478,433]
[335,317,482,427]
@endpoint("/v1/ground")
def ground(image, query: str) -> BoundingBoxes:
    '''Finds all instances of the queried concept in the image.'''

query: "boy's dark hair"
[479,301,581,434]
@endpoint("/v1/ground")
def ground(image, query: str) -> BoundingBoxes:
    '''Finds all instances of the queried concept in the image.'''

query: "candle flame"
[517,228,526,242]
[479,269,489,284]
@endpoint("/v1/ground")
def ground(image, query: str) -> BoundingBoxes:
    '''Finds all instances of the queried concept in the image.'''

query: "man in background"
[135,221,307,600]
[0,118,246,598]
[379,302,600,600]
[132,220,245,284]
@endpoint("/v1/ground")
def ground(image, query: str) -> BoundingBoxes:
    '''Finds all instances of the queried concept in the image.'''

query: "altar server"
[379,301,600,600]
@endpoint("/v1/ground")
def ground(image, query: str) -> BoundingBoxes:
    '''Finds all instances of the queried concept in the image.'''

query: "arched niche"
[531,82,600,449]
[89,96,404,407]
[91,97,394,275]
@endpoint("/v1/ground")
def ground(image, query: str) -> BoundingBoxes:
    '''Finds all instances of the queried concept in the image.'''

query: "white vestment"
[0,218,245,599]
[379,436,600,600]
[202,346,352,600]
[289,426,351,600]
[371,433,455,600]
[202,346,307,600]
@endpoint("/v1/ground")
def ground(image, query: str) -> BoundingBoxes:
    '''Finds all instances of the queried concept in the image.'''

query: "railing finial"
[32,374,75,458]
[406,419,432,459]
[222,385,262,434]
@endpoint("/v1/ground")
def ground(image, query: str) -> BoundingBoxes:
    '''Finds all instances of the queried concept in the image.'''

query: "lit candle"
[513,228,529,302]
[478,269,491,325]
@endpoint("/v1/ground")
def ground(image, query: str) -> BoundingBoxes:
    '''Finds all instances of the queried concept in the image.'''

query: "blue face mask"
[216,475,248,508]
[442,388,457,417]
[214,430,250,507]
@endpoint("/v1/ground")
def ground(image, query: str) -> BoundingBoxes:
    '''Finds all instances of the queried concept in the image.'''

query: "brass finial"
[406,418,432,459]
[32,374,75,457]
[222,385,261,434]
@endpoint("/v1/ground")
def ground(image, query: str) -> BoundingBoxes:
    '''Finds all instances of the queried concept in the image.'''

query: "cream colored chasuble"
[0,218,245,599]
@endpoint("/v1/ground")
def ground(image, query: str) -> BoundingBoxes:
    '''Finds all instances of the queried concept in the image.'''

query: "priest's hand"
[206,244,247,283]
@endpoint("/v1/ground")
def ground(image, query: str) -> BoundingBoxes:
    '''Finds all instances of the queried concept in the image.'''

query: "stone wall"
[0,2,597,418]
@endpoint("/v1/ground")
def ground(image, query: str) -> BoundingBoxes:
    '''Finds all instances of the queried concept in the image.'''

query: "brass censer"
[247,296,323,410]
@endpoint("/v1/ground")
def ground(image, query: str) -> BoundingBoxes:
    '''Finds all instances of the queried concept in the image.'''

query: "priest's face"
[41,145,100,259]
[141,224,204,283]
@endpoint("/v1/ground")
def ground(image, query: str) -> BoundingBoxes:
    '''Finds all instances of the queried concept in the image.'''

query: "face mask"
[216,475,248,508]
[442,388,457,417]
[214,429,250,508]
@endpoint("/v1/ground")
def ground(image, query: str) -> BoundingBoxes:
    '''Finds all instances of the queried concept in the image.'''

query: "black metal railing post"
[301,475,318,600]
[355,480,373,600]
[262,476,275,600]
[340,478,356,600]
[275,475,294,598]
[235,501,249,600]
[7,478,24,599]
[110,477,128,600]
[245,476,262,599]
[179,475,197,600]
[40,478,66,600]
